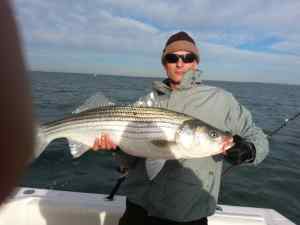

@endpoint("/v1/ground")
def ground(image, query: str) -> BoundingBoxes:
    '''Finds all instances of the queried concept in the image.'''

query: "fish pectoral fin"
[150,140,176,148]
[68,139,91,158]
[145,159,166,180]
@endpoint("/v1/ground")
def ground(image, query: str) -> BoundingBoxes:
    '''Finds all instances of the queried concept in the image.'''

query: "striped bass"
[35,105,234,160]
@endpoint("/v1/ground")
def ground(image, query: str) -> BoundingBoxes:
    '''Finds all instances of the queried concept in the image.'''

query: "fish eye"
[208,130,219,138]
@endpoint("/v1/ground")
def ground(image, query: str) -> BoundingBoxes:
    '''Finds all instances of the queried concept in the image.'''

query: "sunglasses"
[164,53,196,64]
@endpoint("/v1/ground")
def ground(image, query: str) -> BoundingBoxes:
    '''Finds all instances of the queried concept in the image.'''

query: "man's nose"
[176,58,184,67]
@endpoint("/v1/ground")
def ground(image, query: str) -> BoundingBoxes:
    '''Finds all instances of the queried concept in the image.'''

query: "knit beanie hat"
[161,31,199,64]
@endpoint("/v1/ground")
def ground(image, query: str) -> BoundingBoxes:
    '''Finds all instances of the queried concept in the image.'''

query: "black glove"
[225,135,256,165]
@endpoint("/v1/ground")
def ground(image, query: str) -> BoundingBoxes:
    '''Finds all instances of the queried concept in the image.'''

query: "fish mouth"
[221,136,235,152]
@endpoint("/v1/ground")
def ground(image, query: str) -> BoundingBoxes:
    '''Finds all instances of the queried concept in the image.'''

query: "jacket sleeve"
[224,92,269,165]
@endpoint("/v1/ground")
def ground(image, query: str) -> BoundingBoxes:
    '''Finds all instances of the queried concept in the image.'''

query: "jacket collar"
[152,69,202,95]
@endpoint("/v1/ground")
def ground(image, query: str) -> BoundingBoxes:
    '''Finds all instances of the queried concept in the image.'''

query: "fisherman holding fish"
[93,31,269,225]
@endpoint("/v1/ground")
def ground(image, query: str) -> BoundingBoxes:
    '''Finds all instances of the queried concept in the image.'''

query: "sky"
[12,0,300,84]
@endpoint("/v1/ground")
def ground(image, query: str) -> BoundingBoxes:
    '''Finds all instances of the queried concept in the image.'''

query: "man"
[93,31,269,225]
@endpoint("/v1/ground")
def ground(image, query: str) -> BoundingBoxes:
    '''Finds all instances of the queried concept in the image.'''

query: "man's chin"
[170,80,181,85]
[169,77,182,85]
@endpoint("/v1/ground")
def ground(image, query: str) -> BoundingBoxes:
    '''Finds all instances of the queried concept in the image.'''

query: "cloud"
[270,34,300,56]
[198,41,300,84]
[14,0,162,55]
[12,0,300,84]
[13,0,300,53]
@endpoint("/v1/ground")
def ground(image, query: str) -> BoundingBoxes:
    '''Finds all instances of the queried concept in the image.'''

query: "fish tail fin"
[32,125,49,161]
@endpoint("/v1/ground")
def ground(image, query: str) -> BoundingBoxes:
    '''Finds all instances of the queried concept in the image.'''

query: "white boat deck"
[0,187,295,225]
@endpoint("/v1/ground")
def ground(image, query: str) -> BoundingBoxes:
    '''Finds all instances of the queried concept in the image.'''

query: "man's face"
[163,50,198,86]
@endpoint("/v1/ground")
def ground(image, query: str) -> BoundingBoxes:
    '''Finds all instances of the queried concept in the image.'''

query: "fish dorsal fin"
[68,139,91,158]
[73,92,114,114]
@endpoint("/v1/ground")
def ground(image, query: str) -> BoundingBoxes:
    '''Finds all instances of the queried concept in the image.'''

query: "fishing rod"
[106,172,128,201]
[222,111,300,177]
[266,111,300,138]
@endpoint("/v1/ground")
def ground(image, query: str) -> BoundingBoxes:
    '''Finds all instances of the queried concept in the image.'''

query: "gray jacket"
[119,70,269,222]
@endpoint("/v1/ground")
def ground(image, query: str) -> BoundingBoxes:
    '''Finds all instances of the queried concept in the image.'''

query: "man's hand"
[225,135,256,165]
[92,134,117,151]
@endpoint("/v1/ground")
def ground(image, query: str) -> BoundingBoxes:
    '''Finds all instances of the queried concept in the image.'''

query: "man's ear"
[192,61,198,71]
[163,64,168,73]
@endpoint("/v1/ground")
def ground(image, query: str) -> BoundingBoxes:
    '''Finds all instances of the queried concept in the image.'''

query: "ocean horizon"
[28,70,300,87]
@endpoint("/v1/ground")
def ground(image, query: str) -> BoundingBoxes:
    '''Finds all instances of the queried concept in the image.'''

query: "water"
[22,71,300,223]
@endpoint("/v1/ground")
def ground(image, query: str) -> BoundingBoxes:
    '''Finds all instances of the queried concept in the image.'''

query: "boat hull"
[0,187,295,225]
